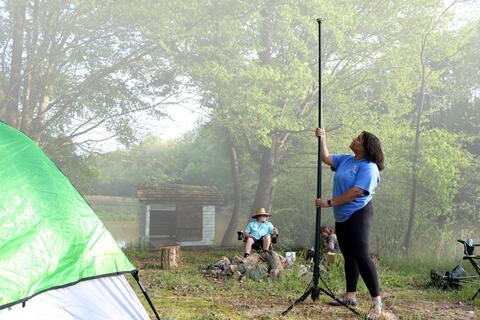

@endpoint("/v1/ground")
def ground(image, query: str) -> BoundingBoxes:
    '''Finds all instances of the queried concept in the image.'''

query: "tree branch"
[36,43,159,133]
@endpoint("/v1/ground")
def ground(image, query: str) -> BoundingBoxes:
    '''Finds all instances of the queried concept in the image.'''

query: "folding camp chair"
[430,239,480,298]
[237,229,278,252]
[457,239,480,300]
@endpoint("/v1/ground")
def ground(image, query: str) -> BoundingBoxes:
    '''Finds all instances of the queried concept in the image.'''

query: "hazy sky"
[78,104,201,152]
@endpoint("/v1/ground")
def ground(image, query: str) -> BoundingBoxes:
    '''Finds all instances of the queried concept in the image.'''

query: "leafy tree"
[0,0,182,152]
[399,0,476,255]
[428,21,480,231]
[45,140,98,194]
[145,0,420,240]
[87,128,233,197]
[32,0,477,255]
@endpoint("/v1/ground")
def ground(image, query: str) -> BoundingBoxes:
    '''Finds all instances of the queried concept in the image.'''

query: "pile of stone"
[202,251,288,281]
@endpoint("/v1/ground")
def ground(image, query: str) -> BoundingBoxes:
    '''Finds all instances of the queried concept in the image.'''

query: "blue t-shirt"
[244,221,274,240]
[331,154,380,223]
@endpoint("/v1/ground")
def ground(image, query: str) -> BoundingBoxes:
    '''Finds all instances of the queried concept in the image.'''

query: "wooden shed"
[137,184,223,247]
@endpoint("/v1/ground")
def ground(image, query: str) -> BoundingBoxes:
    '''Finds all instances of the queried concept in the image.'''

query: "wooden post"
[160,246,180,270]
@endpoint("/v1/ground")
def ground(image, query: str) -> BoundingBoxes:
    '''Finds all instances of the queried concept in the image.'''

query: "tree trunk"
[404,46,427,257]
[3,0,26,127]
[160,245,180,270]
[250,1,283,214]
[404,0,460,258]
[250,130,290,214]
[251,145,277,212]
[221,128,242,246]
[20,0,39,132]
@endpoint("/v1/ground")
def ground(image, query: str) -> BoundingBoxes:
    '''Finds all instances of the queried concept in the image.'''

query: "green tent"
[0,122,155,319]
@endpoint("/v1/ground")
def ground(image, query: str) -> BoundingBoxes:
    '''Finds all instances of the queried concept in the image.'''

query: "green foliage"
[87,128,232,196]
[45,143,98,194]
[47,0,480,257]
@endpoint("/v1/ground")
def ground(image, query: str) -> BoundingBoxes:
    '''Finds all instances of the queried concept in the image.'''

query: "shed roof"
[137,184,223,205]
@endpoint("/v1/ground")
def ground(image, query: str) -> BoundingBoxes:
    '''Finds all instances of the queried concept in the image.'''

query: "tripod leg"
[281,287,313,316]
[472,288,480,300]
[282,285,361,317]
[317,287,361,316]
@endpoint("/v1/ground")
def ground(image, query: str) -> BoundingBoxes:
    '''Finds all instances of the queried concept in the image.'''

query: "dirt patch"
[211,293,477,319]
[387,299,476,320]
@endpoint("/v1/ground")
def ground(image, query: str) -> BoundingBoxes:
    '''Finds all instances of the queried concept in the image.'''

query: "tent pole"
[131,270,161,320]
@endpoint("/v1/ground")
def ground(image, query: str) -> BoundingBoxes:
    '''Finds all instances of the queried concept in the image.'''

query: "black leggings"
[335,202,380,297]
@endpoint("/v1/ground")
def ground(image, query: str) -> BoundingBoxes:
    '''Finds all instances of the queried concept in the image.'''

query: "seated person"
[243,208,277,257]
[321,226,339,254]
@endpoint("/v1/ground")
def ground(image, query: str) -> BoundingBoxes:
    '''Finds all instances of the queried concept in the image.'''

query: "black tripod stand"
[281,18,360,318]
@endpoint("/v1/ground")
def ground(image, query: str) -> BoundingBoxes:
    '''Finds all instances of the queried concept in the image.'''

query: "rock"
[230,256,242,265]
[247,265,268,281]
[299,264,312,281]
[237,263,247,274]
[221,256,231,265]
[270,251,284,272]
[270,268,281,279]
[206,264,215,271]
[300,271,313,281]
[218,260,227,269]
[211,269,222,276]
[243,252,262,265]
[221,268,233,277]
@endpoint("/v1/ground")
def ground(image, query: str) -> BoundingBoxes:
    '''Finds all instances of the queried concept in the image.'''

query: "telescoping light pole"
[282,18,361,317]
[311,16,324,302]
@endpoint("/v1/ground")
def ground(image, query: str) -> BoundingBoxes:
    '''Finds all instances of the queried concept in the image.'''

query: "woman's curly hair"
[361,131,385,171]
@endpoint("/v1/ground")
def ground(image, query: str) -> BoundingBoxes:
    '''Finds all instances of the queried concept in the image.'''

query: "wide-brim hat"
[252,207,271,218]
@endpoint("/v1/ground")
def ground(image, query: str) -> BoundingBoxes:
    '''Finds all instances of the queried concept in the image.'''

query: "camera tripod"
[281,208,360,317]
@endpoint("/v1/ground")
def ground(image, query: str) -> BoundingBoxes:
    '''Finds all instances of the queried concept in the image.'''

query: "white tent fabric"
[0,275,150,320]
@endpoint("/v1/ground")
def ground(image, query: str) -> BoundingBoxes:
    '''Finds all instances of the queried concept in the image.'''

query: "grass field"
[84,197,479,318]
[125,248,479,320]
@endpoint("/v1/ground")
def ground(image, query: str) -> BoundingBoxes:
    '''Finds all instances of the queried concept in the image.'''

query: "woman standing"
[315,128,385,319]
